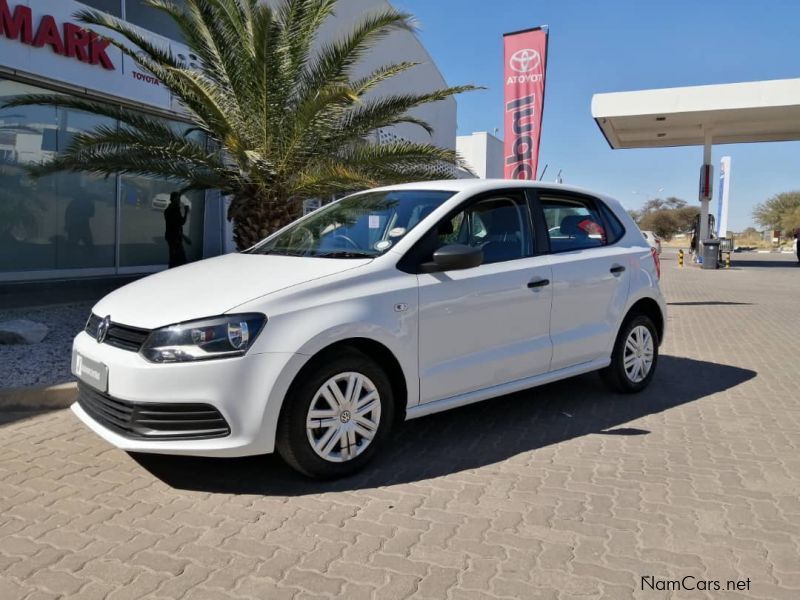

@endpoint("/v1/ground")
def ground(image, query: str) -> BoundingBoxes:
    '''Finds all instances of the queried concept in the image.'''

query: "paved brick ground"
[1,250,799,599]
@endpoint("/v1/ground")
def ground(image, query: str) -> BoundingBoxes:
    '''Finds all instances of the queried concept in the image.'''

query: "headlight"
[140,314,266,363]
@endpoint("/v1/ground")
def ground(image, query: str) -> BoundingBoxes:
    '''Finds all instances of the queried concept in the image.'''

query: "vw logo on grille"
[97,315,111,344]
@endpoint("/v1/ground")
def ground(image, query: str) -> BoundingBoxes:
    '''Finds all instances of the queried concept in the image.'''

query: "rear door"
[534,190,632,371]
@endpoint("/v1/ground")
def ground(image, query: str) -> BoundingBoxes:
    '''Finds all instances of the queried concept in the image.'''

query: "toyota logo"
[97,315,111,344]
[509,48,541,73]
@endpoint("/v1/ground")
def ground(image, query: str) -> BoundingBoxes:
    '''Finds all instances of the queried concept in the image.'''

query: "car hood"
[92,253,370,330]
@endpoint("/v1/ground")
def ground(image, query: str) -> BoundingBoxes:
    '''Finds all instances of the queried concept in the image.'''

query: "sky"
[396,0,800,231]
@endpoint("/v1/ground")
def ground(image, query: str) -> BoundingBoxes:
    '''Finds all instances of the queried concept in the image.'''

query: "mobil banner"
[503,27,548,179]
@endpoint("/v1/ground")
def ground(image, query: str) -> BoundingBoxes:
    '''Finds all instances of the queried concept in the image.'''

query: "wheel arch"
[625,297,664,345]
[281,338,409,426]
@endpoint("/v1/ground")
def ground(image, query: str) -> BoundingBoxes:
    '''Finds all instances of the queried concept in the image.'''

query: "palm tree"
[2,0,480,249]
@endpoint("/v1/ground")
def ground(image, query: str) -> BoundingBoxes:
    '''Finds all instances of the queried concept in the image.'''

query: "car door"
[415,190,553,404]
[535,190,632,371]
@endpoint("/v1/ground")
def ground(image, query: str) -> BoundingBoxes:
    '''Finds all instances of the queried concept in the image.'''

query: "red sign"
[698,163,713,201]
[0,0,114,70]
[503,27,547,180]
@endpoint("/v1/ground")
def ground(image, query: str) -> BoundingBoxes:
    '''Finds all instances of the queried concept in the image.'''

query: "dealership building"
[0,0,457,282]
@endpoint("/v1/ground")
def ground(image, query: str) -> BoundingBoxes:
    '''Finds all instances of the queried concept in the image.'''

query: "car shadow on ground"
[668,301,753,306]
[731,259,798,269]
[0,409,55,428]
[132,355,755,496]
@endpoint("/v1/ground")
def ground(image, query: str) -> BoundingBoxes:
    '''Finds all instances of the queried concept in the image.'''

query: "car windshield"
[251,190,455,258]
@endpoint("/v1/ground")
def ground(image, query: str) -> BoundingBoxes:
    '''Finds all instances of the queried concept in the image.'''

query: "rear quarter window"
[598,201,626,245]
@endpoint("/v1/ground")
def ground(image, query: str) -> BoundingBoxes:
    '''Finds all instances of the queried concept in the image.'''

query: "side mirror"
[421,244,483,273]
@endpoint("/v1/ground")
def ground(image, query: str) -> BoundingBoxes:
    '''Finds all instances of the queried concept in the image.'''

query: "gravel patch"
[0,302,91,389]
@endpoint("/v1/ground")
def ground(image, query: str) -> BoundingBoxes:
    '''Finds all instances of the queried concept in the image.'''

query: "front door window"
[434,194,533,264]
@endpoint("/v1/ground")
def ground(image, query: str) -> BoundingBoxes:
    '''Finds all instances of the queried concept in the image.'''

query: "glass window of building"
[0,79,117,273]
[126,0,185,42]
[119,175,204,267]
[80,0,123,17]
[1,78,206,278]
[119,117,205,268]
[54,109,118,270]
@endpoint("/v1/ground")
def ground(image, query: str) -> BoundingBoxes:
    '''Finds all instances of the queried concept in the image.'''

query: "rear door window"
[540,195,608,252]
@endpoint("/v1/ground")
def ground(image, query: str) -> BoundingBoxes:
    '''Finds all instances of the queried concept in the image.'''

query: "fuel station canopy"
[591,78,800,149]
[591,77,800,252]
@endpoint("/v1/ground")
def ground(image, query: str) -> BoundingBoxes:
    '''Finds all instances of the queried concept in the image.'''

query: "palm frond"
[9,0,483,249]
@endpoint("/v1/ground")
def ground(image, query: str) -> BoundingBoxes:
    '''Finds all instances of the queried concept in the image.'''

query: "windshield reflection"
[252,190,454,258]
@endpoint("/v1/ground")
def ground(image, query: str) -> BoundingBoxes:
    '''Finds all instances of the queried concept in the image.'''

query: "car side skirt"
[406,358,611,420]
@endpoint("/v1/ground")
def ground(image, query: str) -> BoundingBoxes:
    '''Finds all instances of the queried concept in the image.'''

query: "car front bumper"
[71,331,304,457]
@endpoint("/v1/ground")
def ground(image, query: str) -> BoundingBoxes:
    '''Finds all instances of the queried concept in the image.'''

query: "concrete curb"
[0,382,77,411]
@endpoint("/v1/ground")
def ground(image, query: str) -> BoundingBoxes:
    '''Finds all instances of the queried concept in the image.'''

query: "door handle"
[610,265,626,275]
[527,278,550,289]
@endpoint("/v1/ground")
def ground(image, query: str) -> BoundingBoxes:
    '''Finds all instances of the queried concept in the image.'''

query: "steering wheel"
[331,234,360,250]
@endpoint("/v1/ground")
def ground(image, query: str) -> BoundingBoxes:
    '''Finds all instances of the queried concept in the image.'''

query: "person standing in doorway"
[164,192,190,268]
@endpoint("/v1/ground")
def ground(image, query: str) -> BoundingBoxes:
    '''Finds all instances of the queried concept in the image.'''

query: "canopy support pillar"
[698,130,713,251]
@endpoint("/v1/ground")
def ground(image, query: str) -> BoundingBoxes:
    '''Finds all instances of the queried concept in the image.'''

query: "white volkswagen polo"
[72,180,666,478]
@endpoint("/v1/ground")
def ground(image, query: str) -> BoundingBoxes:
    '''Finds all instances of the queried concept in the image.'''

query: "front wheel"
[276,349,395,479]
[601,314,659,393]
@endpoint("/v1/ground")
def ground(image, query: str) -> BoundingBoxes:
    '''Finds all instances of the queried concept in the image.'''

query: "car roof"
[368,179,612,198]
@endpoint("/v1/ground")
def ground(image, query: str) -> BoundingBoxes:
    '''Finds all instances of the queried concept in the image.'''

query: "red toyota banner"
[503,27,548,179]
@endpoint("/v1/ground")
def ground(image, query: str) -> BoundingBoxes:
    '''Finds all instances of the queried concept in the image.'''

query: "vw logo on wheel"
[97,315,111,344]
[509,48,541,73]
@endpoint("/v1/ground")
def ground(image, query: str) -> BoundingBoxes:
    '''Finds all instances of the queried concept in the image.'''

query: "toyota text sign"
[503,27,548,180]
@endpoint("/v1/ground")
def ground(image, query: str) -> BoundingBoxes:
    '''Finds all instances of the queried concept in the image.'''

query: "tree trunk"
[228,187,301,251]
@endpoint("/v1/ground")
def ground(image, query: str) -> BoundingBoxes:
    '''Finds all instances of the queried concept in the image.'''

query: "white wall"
[457,132,504,179]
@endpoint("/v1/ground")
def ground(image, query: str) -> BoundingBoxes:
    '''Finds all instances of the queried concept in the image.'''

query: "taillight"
[651,247,661,280]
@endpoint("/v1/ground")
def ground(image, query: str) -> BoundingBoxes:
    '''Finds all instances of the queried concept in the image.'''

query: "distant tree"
[639,210,678,239]
[753,191,800,234]
[672,206,700,234]
[640,197,687,213]
[634,196,698,240]
[740,226,760,239]
[626,209,642,224]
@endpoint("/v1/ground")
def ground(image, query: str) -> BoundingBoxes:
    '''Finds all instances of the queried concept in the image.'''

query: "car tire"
[600,314,659,394]
[276,348,395,479]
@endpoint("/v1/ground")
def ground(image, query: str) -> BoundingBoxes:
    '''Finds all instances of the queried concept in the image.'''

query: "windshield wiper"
[252,248,307,256]
[314,250,375,259]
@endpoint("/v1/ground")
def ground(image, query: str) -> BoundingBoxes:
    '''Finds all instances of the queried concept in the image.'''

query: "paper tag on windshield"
[368,215,380,229]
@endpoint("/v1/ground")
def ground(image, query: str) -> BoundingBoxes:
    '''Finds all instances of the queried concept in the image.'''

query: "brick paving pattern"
[1,250,799,599]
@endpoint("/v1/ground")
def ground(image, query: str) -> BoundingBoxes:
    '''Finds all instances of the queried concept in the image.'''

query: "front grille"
[85,313,101,338]
[85,314,150,352]
[77,382,231,440]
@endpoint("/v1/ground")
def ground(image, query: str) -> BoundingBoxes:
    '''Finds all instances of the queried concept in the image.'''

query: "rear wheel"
[276,349,394,479]
[601,314,659,393]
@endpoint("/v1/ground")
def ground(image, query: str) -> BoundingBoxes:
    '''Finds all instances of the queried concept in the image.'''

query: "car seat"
[480,203,523,263]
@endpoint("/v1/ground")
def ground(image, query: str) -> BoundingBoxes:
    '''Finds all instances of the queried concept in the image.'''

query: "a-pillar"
[698,130,713,250]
